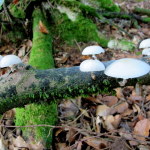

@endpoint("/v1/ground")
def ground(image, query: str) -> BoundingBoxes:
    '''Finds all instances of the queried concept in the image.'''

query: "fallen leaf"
[66,128,77,143]
[96,105,111,117]
[13,136,29,148]
[121,109,133,117]
[111,138,130,150]
[132,104,141,113]
[114,88,124,99]
[13,0,19,4]
[39,20,49,34]
[128,95,144,103]
[111,102,128,114]
[83,136,107,149]
[104,115,121,130]
[133,119,150,141]
[101,96,118,107]
[96,105,111,133]
[146,94,150,102]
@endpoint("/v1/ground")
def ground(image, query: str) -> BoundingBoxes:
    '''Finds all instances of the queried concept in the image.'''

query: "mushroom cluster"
[80,45,105,72]
[139,38,150,56]
[79,44,150,86]
[0,55,22,73]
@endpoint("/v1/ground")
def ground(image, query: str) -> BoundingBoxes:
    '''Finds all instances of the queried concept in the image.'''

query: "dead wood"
[0,58,150,114]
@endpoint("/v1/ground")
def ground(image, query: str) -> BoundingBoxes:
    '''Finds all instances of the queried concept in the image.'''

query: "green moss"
[108,39,135,51]
[51,11,108,47]
[15,102,57,146]
[15,8,57,148]
[6,30,25,43]
[29,9,54,69]
[57,0,120,12]
[10,4,25,19]
[97,0,120,12]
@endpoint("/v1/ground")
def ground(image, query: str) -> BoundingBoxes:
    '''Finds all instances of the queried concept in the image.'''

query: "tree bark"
[0,59,150,114]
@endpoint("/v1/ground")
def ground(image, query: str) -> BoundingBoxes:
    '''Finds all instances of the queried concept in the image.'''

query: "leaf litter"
[0,0,150,149]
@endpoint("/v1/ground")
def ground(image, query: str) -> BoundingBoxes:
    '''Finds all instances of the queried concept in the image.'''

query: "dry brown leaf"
[146,94,150,102]
[129,140,138,146]
[76,141,82,150]
[66,128,77,143]
[13,136,29,148]
[0,138,7,150]
[121,109,133,117]
[104,115,115,130]
[111,138,130,150]
[138,145,150,150]
[132,104,141,113]
[128,95,144,103]
[104,115,121,130]
[59,100,79,119]
[85,96,101,103]
[96,105,110,117]
[114,88,124,99]
[28,142,44,150]
[111,102,128,114]
[133,119,150,141]
[96,105,111,133]
[119,129,133,141]
[55,143,70,150]
[39,20,49,34]
[83,136,107,149]
[101,96,118,107]
[18,45,26,57]
[122,86,134,97]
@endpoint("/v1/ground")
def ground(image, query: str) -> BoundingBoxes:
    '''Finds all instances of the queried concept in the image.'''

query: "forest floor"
[0,0,150,150]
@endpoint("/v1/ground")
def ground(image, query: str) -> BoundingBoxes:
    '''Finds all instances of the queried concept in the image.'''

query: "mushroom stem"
[92,54,97,59]
[118,79,127,87]
[135,83,142,96]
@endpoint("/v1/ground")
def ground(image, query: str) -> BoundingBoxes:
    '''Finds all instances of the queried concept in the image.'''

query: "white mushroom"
[82,45,105,59]
[80,59,105,72]
[142,48,150,56]
[139,38,150,49]
[0,55,22,72]
[0,55,3,62]
[104,58,150,86]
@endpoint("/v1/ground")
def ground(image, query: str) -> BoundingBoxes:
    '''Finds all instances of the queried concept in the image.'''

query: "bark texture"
[0,59,150,114]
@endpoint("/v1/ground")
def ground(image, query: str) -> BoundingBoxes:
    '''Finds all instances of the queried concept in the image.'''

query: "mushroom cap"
[139,39,150,49]
[82,45,105,55]
[142,48,150,56]
[104,58,150,79]
[0,55,3,61]
[80,59,105,72]
[0,55,22,68]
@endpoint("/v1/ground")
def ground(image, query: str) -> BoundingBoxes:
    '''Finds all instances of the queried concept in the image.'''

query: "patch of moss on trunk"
[15,8,57,148]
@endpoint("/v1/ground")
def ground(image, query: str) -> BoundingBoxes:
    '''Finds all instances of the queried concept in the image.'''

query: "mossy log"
[0,59,150,114]
[134,7,150,17]
[99,11,150,23]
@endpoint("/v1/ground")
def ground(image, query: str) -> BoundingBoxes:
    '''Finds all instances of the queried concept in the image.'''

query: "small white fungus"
[82,45,105,55]
[104,58,150,79]
[0,55,3,62]
[139,39,150,49]
[0,55,22,68]
[142,48,150,56]
[80,59,105,72]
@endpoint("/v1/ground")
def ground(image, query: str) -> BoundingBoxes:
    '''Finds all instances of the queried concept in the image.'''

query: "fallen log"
[0,59,150,114]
